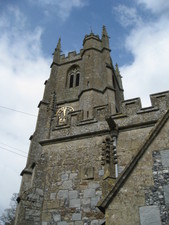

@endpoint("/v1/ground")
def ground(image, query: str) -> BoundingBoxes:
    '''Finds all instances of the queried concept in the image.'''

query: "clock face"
[56,106,74,123]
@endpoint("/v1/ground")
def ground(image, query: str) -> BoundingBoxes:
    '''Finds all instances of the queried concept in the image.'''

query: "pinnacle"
[56,37,61,51]
[115,63,120,75]
[102,25,108,37]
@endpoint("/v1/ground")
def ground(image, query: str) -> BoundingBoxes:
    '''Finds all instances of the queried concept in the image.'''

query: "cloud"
[136,0,169,14]
[29,0,87,21]
[118,8,169,106]
[0,6,50,213]
[114,4,142,27]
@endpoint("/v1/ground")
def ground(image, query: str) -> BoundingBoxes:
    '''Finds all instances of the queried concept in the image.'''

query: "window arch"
[67,66,80,88]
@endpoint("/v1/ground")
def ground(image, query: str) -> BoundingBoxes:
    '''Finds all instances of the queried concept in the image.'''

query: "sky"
[0,0,169,215]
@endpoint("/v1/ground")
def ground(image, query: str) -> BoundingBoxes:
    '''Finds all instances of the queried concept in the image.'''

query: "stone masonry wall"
[105,111,169,225]
[144,149,169,225]
[40,136,106,225]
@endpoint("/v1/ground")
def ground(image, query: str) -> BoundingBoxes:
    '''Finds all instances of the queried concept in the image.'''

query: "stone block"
[91,220,99,225]
[164,184,169,204]
[57,190,68,199]
[62,180,73,189]
[58,222,68,225]
[50,193,56,200]
[34,217,40,222]
[139,206,162,225]
[160,149,169,167]
[91,196,100,208]
[81,198,91,212]
[34,222,40,225]
[88,182,100,189]
[81,198,91,205]
[70,173,78,179]
[36,188,43,196]
[69,190,78,199]
[62,173,69,181]
[26,209,40,217]
[98,219,105,225]
[53,213,61,222]
[96,191,102,197]
[72,213,81,221]
[84,189,95,198]
[75,221,83,225]
[42,222,48,225]
[98,169,104,176]
[28,193,39,201]
[69,199,81,208]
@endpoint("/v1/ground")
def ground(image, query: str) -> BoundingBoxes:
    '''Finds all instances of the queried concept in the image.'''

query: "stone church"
[15,27,169,225]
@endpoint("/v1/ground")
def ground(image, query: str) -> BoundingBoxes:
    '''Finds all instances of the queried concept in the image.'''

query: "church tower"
[15,26,124,225]
[15,25,169,225]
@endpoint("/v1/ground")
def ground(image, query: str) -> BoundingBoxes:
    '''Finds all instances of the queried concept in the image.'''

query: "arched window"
[69,74,74,88]
[67,66,80,88]
[76,73,80,86]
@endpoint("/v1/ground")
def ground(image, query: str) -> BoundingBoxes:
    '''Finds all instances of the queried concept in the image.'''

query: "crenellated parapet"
[121,97,142,116]
[150,91,169,109]
[59,50,82,64]
[42,91,169,140]
[113,90,169,130]
[48,104,110,140]
[52,27,111,67]
[121,91,169,115]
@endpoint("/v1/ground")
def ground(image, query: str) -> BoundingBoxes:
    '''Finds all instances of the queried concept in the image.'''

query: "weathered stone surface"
[91,196,100,208]
[164,185,169,204]
[74,221,83,225]
[70,173,78,179]
[106,112,169,225]
[50,192,56,200]
[98,169,104,177]
[88,182,100,189]
[82,167,94,179]
[72,213,81,221]
[160,150,169,167]
[42,222,47,225]
[91,220,99,225]
[58,221,68,225]
[69,199,81,208]
[53,213,61,222]
[62,180,73,189]
[69,190,78,199]
[57,190,68,199]
[139,206,161,225]
[61,173,69,181]
[84,189,95,198]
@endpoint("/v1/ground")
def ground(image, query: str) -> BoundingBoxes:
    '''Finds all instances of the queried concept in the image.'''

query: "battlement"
[121,91,169,116]
[110,90,169,130]
[150,91,169,109]
[47,104,110,140]
[46,91,168,140]
[59,50,82,64]
[52,28,110,66]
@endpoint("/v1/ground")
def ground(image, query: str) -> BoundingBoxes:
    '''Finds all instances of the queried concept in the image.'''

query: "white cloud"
[0,6,50,213]
[114,4,142,27]
[30,0,87,21]
[120,13,169,106]
[137,0,169,14]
